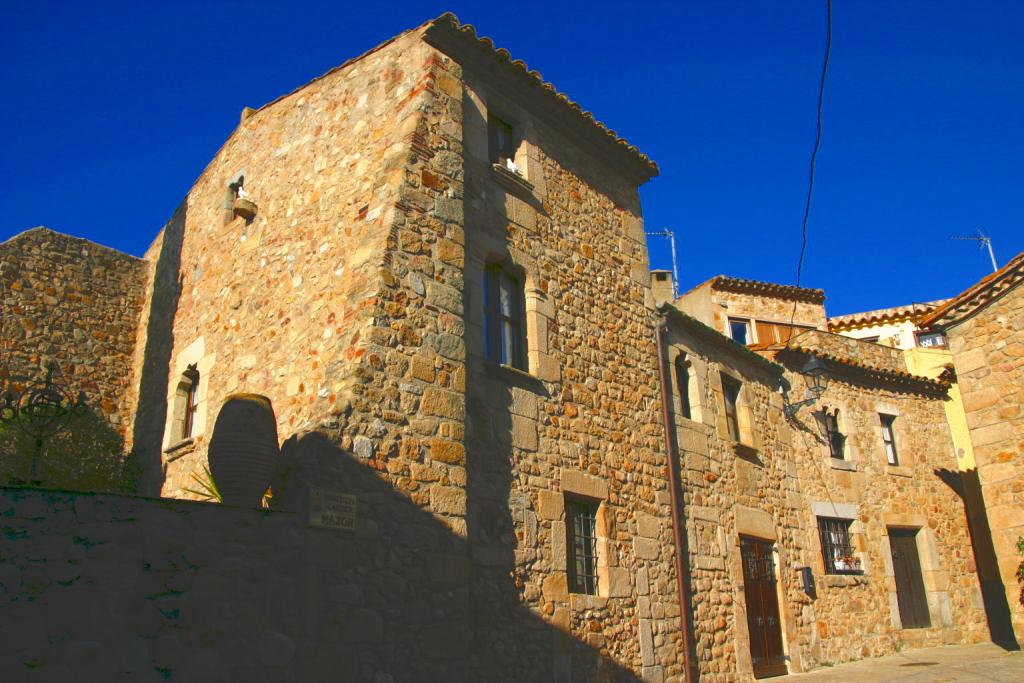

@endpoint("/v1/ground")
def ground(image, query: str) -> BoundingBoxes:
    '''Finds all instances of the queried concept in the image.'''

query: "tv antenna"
[951,229,998,272]
[646,228,680,299]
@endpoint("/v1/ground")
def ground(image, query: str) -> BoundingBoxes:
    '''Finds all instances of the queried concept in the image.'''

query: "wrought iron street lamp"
[783,356,829,418]
[1,365,88,483]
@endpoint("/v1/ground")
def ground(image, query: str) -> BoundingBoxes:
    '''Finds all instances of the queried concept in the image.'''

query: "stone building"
[2,13,684,681]
[920,252,1024,645]
[667,276,989,678]
[0,12,1013,682]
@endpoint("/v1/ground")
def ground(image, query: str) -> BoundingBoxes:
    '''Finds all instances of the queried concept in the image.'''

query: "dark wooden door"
[889,528,931,629]
[740,536,787,678]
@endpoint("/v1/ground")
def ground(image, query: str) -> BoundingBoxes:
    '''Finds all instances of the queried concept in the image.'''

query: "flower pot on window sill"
[232,197,258,221]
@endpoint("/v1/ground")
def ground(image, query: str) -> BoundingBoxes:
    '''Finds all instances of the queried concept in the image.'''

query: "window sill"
[828,458,857,472]
[164,438,196,462]
[822,573,868,588]
[569,593,608,610]
[885,465,913,478]
[491,163,534,195]
[484,361,546,392]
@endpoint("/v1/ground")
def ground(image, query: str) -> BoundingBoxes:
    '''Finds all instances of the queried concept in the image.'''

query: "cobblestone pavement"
[783,643,1023,682]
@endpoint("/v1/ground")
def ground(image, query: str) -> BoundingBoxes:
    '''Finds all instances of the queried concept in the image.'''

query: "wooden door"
[889,528,931,629]
[740,537,788,678]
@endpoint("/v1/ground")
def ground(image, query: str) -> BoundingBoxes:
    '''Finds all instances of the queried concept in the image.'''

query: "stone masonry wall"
[664,320,813,682]
[707,289,828,337]
[0,228,146,437]
[0,484,636,682]
[146,29,443,498]
[945,282,1024,642]
[136,20,677,678]
[793,329,907,373]
[436,57,681,678]
[781,355,988,664]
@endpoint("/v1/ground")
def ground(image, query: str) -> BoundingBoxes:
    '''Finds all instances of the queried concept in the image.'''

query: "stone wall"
[792,329,907,373]
[780,350,988,663]
[132,18,680,679]
[0,227,146,440]
[944,282,1024,642]
[663,315,813,682]
[661,309,989,680]
[0,483,637,681]
[143,29,445,498]
[675,284,828,341]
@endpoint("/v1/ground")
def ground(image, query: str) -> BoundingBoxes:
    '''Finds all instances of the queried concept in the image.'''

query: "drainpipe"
[655,315,698,683]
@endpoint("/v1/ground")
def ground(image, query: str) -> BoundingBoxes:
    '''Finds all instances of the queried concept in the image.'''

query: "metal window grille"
[484,265,525,370]
[818,517,862,575]
[566,499,598,595]
[880,414,899,465]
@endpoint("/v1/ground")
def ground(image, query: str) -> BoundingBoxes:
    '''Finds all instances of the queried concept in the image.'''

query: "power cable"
[787,0,834,337]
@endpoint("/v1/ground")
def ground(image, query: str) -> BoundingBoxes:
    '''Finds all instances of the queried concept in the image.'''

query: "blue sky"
[2,1,1021,315]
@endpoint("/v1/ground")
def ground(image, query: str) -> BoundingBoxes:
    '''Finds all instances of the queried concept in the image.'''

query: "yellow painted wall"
[904,347,976,470]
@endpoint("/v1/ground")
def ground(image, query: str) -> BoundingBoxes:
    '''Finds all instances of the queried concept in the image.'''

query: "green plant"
[184,464,221,502]
[184,464,272,508]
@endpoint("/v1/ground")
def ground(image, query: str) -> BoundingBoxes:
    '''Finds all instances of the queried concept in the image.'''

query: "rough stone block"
[420,388,465,420]
[633,537,660,561]
[561,470,607,500]
[429,439,465,465]
[635,512,661,539]
[542,572,569,602]
[538,491,564,520]
[430,485,466,516]
[606,566,632,598]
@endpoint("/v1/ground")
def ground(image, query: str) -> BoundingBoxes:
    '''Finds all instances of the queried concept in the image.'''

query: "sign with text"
[309,489,357,532]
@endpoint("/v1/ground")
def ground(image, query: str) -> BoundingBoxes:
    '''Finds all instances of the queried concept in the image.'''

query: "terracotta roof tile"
[919,252,1024,330]
[705,276,826,304]
[774,345,950,395]
[424,14,658,180]
[827,300,948,331]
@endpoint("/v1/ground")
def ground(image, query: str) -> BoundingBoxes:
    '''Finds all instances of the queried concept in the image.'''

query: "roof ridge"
[920,251,1024,329]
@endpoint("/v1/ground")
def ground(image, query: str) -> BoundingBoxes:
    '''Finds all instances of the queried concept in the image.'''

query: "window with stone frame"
[565,497,599,595]
[880,413,899,465]
[674,355,693,420]
[488,115,517,165]
[818,407,846,460]
[817,516,862,575]
[175,365,200,441]
[721,374,742,442]
[484,263,526,370]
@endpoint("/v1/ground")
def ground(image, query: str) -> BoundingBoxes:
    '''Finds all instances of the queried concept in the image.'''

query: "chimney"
[651,270,675,306]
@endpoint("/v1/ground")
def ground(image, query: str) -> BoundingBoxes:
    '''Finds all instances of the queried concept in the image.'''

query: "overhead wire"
[786,0,834,339]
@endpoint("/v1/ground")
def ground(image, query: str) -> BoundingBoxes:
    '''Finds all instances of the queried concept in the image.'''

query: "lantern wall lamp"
[783,356,829,418]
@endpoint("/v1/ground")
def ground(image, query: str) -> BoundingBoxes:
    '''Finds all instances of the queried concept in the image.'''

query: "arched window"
[674,355,692,420]
[484,263,526,370]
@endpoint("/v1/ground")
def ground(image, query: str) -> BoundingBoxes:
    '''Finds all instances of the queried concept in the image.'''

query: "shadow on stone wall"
[0,407,132,493]
[935,467,1019,649]
[0,434,639,681]
[129,202,187,496]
